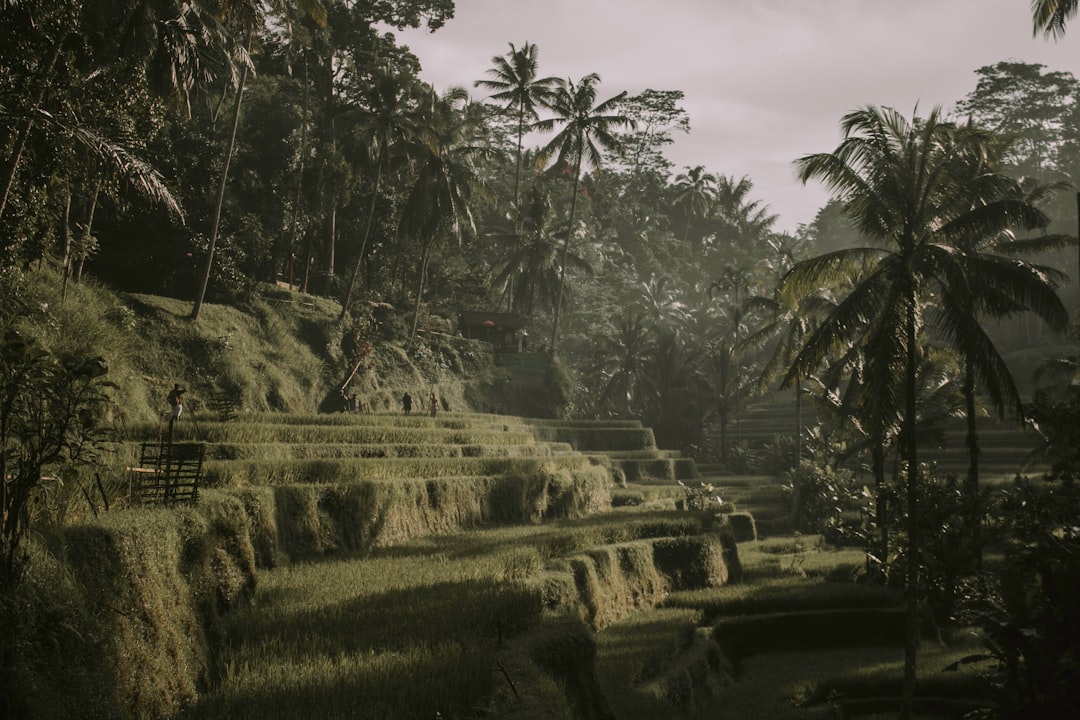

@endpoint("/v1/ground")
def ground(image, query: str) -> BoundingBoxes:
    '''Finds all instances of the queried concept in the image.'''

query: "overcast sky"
[390,0,1077,233]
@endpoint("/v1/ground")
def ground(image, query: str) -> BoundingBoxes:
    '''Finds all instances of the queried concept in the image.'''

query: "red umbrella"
[481,319,495,328]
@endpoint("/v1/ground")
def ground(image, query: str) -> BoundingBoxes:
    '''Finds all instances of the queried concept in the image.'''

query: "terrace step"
[202,454,602,486]
[198,441,573,461]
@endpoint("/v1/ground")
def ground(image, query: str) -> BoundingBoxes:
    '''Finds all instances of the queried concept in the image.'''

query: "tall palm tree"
[781,105,1067,719]
[534,73,631,353]
[191,0,327,321]
[490,182,590,317]
[1032,0,1078,37]
[475,42,557,218]
[671,165,717,243]
[399,87,494,341]
[338,68,419,319]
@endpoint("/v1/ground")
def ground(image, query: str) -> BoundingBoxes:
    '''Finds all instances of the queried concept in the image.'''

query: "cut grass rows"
[202,455,603,487]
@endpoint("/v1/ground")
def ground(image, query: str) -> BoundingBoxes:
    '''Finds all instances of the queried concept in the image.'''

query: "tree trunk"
[287,54,310,289]
[74,185,99,283]
[872,440,888,576]
[191,34,251,322]
[0,34,67,226]
[409,240,433,341]
[964,357,982,565]
[61,186,72,300]
[549,152,583,354]
[901,288,921,720]
[339,149,385,320]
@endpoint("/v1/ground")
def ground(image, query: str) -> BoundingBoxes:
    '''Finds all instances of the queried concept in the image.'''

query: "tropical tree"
[399,87,494,340]
[534,73,631,353]
[1032,0,1078,37]
[474,42,557,217]
[584,309,654,418]
[190,5,260,321]
[490,181,589,317]
[781,105,1068,719]
[338,67,419,318]
[671,165,717,243]
[0,0,196,253]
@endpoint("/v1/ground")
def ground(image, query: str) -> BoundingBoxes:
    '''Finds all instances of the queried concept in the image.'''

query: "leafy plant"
[676,479,726,512]
[0,330,114,584]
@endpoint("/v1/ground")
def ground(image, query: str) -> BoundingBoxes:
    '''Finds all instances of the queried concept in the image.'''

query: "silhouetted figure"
[167,384,185,419]
[166,383,186,439]
[429,392,438,418]
[402,392,413,416]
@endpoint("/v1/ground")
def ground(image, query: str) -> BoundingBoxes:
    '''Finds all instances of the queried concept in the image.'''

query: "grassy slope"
[5,269,521,426]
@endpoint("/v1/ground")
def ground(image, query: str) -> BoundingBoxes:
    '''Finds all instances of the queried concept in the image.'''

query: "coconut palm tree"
[191,0,327,321]
[490,182,590,317]
[585,309,654,418]
[671,165,717,243]
[782,105,1069,718]
[475,42,557,217]
[399,87,495,341]
[534,73,631,353]
[1032,0,1078,37]
[338,67,419,319]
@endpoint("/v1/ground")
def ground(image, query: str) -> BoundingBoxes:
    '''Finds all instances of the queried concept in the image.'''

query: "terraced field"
[734,398,1048,482]
[125,408,1005,718]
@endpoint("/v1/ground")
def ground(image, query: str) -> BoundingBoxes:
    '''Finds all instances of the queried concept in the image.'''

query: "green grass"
[178,509,734,720]
[201,455,597,487]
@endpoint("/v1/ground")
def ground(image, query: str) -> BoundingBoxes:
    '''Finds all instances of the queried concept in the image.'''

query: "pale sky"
[390,0,1077,233]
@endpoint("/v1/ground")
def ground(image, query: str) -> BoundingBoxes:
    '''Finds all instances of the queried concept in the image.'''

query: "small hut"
[458,311,530,353]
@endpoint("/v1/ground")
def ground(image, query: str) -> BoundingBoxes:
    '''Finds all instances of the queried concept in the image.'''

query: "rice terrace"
[2,2,1080,720]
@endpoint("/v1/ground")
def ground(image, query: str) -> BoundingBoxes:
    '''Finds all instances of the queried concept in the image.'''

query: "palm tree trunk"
[339,150,384,320]
[901,289,921,720]
[872,440,888,576]
[513,107,525,222]
[550,153,583,354]
[191,33,251,322]
[794,378,803,462]
[74,184,99,284]
[288,54,310,287]
[61,186,72,300]
[410,240,433,341]
[963,357,982,565]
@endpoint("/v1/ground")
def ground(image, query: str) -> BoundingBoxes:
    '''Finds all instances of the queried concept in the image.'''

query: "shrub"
[785,459,867,541]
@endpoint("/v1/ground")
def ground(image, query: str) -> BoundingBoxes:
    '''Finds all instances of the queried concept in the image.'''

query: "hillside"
[1,269,570,427]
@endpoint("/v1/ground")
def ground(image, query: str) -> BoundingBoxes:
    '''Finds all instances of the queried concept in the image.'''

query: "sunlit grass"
[183,509,720,719]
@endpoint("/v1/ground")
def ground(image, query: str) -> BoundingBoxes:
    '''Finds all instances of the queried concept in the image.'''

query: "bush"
[785,460,868,541]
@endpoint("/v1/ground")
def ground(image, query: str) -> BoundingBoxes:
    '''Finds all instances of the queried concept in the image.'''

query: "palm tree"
[399,87,494,341]
[1032,0,1078,37]
[191,0,327,321]
[490,182,589,317]
[710,175,777,251]
[585,309,654,418]
[338,68,419,319]
[781,105,1067,719]
[534,73,631,353]
[475,42,557,217]
[671,165,717,243]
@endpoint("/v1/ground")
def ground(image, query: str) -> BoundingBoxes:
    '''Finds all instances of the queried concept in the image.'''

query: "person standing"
[166,383,186,440]
[167,383,186,420]
[429,391,438,418]
[402,391,413,416]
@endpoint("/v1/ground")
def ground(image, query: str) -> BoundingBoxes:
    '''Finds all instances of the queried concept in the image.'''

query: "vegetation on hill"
[2,3,1080,718]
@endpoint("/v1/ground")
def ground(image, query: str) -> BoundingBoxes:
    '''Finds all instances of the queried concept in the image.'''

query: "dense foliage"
[3,4,1080,714]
